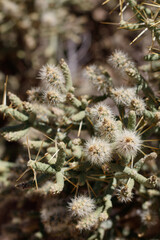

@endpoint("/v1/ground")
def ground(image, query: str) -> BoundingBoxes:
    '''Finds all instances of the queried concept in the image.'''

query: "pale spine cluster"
[84,137,112,166]
[68,196,96,218]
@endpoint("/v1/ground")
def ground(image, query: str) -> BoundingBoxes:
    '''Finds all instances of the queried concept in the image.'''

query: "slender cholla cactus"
[1,2,160,237]
[1,52,159,238]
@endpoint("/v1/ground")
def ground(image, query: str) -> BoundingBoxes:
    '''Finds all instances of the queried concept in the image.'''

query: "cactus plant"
[0,0,160,239]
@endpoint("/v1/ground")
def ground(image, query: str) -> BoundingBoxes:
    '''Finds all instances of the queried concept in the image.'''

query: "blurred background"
[0,0,148,99]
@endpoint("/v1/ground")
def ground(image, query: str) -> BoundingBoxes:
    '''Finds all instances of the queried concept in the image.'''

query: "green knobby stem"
[134,152,157,172]
[23,102,40,123]
[120,21,144,30]
[59,59,73,92]
[56,171,64,189]
[8,92,23,111]
[81,98,89,109]
[0,105,28,122]
[47,147,72,157]
[103,178,117,210]
[66,93,82,108]
[72,145,83,159]
[23,101,37,115]
[28,160,56,174]
[24,140,50,150]
[93,206,104,219]
[116,120,123,131]
[23,102,55,122]
[110,163,156,188]
[127,110,136,130]
[143,110,156,120]
[46,154,56,165]
[50,171,64,194]
[63,105,78,116]
[54,142,66,172]
[47,147,57,154]
[103,194,112,212]
[96,178,117,233]
[126,178,135,194]
[0,123,30,141]
[71,111,85,121]
[144,54,160,61]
